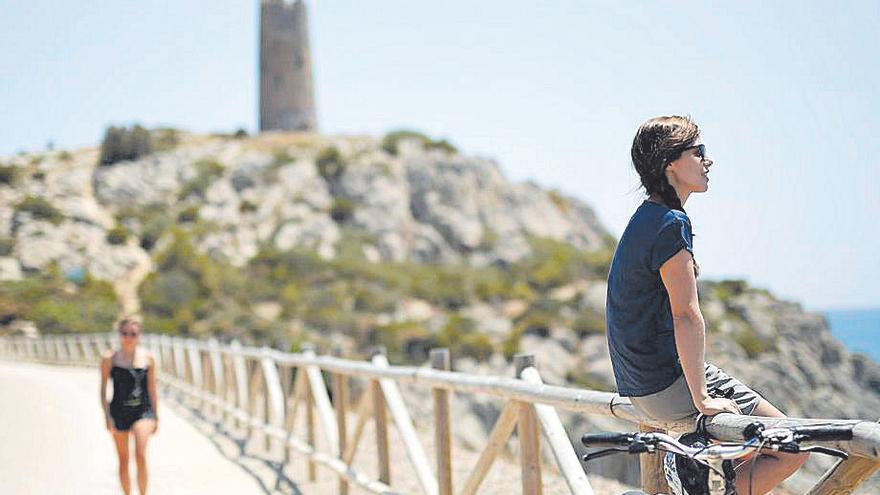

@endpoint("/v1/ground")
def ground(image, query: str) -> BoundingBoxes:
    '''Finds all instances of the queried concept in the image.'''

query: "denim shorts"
[630,363,763,422]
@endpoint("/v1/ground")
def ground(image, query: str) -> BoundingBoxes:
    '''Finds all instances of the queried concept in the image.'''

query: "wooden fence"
[1,333,878,494]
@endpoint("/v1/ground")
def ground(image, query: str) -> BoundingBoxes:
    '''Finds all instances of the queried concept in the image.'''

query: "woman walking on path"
[605,116,806,494]
[100,319,158,495]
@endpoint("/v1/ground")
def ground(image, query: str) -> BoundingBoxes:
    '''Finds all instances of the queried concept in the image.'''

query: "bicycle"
[580,419,853,495]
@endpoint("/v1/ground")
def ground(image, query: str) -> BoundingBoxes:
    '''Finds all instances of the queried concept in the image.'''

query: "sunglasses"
[120,331,140,338]
[682,144,707,159]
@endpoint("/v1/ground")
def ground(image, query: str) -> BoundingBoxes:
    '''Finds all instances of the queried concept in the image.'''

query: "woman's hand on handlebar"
[698,397,741,416]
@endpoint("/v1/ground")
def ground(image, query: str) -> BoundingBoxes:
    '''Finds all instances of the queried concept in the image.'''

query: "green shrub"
[15,196,64,224]
[106,225,129,245]
[513,237,607,289]
[410,265,471,309]
[547,190,570,214]
[714,279,748,302]
[478,228,500,251]
[380,129,457,155]
[179,158,225,200]
[0,272,119,333]
[58,151,73,162]
[233,128,249,139]
[502,326,525,361]
[153,128,180,152]
[99,124,152,166]
[269,148,295,171]
[370,320,434,364]
[518,237,581,289]
[514,311,554,337]
[436,315,476,347]
[731,327,776,358]
[0,165,19,185]
[316,146,345,181]
[435,315,494,361]
[177,205,199,223]
[140,213,171,251]
[572,310,605,338]
[459,334,495,361]
[472,267,513,301]
[381,130,430,155]
[330,198,355,223]
[565,370,614,392]
[239,200,258,214]
[351,283,396,313]
[425,138,457,154]
[0,236,14,256]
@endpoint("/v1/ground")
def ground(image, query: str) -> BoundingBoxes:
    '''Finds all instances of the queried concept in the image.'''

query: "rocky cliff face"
[88,134,607,269]
[1,131,877,491]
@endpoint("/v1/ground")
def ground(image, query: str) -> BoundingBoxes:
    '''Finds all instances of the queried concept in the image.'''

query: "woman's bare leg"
[111,430,131,495]
[734,399,809,495]
[132,419,156,495]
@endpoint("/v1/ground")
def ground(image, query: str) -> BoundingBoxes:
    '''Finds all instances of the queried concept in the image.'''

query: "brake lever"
[582,448,629,462]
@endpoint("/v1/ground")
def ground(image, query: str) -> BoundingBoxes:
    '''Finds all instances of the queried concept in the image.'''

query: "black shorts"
[110,406,156,432]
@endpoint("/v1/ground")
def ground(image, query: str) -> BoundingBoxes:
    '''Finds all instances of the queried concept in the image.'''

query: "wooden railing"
[2,333,878,494]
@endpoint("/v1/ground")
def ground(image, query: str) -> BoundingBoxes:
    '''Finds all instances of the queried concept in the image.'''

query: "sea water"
[824,308,880,363]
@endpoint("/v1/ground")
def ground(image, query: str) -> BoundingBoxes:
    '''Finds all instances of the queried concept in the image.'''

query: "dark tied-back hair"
[117,318,142,333]
[631,115,701,277]
[631,115,700,213]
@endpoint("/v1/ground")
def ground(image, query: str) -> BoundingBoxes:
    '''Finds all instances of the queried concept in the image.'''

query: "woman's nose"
[704,158,713,168]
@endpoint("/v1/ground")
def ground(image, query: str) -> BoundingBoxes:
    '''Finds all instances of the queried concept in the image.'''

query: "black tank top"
[110,366,152,410]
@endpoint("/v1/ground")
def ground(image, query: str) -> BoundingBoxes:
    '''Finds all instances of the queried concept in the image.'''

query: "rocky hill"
[0,129,877,491]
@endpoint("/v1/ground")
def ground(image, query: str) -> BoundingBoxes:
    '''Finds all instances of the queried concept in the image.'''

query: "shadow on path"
[161,386,306,495]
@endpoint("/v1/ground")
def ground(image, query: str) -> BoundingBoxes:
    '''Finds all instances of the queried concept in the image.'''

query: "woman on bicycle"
[605,115,806,494]
[100,319,159,495]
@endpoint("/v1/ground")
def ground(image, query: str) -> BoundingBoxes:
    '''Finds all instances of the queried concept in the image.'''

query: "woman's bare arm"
[147,352,159,430]
[660,249,739,415]
[100,352,114,431]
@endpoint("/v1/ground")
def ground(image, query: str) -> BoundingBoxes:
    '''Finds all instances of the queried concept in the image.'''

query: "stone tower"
[259,0,317,132]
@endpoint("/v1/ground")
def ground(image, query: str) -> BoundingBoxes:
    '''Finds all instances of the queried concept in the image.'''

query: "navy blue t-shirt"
[606,200,694,397]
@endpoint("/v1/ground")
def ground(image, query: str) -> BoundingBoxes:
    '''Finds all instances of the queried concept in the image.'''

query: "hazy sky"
[2,1,878,310]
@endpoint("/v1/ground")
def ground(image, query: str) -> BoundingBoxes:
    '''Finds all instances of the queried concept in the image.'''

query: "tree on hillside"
[99,124,153,166]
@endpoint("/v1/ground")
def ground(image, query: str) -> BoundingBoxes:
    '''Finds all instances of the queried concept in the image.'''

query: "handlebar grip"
[581,432,635,447]
[795,425,854,441]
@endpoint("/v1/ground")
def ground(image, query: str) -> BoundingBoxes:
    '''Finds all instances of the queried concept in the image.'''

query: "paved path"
[0,361,276,495]
[0,360,639,495]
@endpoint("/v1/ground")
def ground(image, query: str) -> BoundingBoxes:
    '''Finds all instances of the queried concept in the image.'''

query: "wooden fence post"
[301,344,318,481]
[431,348,453,495]
[519,366,595,495]
[514,353,542,495]
[372,353,437,495]
[172,338,187,381]
[807,419,880,495]
[332,348,349,495]
[261,348,286,455]
[371,347,391,485]
[639,423,669,494]
[230,339,249,430]
[207,339,224,419]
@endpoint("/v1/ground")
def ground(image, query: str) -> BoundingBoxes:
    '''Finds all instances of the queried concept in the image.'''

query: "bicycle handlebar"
[790,425,854,441]
[581,423,852,465]
[580,432,635,447]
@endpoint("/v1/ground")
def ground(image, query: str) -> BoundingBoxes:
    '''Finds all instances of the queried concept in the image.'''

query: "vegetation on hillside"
[380,129,458,156]
[0,267,119,333]
[99,125,152,166]
[128,228,617,363]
